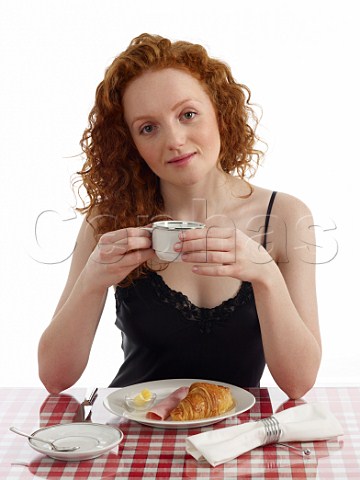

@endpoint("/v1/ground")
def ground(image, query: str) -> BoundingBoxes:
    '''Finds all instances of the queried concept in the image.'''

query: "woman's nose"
[165,123,185,150]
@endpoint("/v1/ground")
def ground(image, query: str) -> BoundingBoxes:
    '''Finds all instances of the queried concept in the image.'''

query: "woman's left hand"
[174,226,274,283]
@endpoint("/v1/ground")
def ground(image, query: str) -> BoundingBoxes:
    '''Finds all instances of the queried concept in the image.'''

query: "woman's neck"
[160,172,248,222]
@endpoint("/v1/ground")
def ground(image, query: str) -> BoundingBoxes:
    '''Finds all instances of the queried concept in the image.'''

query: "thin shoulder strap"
[263,191,277,250]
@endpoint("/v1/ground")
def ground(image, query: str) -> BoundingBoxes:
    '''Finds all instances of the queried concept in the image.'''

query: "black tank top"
[109,192,277,388]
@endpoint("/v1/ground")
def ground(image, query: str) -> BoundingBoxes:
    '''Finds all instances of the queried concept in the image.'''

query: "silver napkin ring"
[260,416,282,445]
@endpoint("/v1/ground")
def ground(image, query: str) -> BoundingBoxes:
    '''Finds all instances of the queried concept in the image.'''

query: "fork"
[277,442,312,456]
[73,388,98,422]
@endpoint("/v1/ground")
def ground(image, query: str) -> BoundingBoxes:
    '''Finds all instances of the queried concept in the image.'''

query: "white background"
[1,0,359,389]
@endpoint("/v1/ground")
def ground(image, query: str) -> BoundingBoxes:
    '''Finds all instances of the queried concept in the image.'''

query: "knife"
[73,387,98,422]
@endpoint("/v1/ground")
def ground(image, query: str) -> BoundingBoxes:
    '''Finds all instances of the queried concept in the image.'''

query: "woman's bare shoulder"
[76,213,97,244]
[247,186,314,261]
[270,191,313,223]
[75,208,104,252]
[249,185,312,217]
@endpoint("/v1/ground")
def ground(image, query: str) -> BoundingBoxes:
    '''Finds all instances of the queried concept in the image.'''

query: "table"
[0,386,359,479]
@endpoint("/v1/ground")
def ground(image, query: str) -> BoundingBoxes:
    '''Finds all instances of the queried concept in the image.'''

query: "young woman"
[38,33,321,398]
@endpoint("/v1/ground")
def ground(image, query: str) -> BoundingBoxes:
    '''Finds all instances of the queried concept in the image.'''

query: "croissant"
[169,382,235,421]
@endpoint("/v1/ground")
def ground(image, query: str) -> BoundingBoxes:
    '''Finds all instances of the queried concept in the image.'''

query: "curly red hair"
[76,33,264,282]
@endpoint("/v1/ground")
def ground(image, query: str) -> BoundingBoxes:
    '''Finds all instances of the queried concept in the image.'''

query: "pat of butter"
[133,388,152,406]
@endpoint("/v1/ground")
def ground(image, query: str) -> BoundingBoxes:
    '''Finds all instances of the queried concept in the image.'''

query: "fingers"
[192,264,236,277]
[176,237,235,255]
[102,247,155,271]
[99,227,151,246]
[93,228,152,265]
[176,227,237,264]
[180,226,235,240]
[181,250,237,264]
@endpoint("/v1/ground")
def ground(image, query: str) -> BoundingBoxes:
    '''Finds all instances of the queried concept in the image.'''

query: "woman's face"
[122,68,221,187]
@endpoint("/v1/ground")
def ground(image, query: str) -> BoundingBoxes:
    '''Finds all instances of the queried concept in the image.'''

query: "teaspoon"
[10,427,80,452]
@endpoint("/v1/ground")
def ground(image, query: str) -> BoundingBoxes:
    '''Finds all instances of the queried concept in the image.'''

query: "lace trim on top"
[148,271,254,333]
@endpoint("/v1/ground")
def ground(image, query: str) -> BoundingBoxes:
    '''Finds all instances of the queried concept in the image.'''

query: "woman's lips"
[167,152,195,166]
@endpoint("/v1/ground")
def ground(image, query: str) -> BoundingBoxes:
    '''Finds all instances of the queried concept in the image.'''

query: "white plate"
[28,423,123,461]
[104,379,255,429]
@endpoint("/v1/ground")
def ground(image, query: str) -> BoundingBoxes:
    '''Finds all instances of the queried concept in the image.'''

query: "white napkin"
[186,403,344,467]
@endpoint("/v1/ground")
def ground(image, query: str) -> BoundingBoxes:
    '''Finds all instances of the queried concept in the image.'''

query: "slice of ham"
[146,386,189,420]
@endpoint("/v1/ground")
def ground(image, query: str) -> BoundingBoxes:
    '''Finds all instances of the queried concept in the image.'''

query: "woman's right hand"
[83,227,155,292]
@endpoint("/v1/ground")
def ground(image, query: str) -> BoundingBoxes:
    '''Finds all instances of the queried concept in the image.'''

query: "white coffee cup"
[144,220,205,262]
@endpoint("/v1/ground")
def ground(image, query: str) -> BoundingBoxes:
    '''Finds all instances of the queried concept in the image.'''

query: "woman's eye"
[182,111,197,120]
[140,124,155,135]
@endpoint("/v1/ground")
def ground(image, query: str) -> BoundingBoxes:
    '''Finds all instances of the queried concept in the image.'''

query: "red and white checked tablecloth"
[0,387,359,479]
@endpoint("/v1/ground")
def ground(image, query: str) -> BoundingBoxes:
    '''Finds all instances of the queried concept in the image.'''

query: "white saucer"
[28,423,123,461]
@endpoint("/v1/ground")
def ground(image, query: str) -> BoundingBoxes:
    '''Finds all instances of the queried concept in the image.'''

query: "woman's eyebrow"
[170,98,198,111]
[131,98,202,127]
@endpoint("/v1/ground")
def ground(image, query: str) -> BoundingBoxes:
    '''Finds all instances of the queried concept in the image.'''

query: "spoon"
[9,427,80,452]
